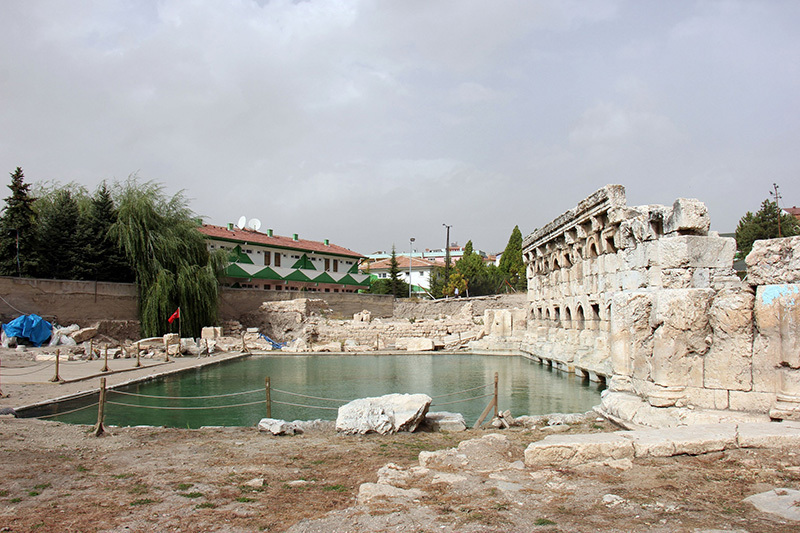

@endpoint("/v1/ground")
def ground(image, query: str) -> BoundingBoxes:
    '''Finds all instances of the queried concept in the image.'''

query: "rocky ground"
[2,349,800,532]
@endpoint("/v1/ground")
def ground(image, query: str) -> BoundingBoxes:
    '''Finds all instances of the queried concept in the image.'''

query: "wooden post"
[93,377,107,437]
[89,339,94,359]
[265,376,271,418]
[50,349,62,382]
[164,337,170,362]
[473,373,500,429]
[493,371,499,418]
[135,342,142,368]
[101,344,110,372]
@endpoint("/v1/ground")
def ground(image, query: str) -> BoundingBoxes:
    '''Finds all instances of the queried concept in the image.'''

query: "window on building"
[264,251,270,266]
[333,260,338,273]
[275,254,281,267]
[324,258,330,271]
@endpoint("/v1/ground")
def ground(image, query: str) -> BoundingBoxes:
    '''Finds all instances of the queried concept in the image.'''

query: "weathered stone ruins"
[475,184,800,427]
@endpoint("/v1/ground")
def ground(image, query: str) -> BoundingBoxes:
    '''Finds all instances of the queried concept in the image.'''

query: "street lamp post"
[442,224,452,284]
[409,237,415,298]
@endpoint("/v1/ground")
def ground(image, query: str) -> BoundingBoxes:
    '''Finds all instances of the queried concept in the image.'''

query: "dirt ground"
[2,349,800,532]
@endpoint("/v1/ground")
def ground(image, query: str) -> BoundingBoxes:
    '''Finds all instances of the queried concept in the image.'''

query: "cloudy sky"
[1,1,798,255]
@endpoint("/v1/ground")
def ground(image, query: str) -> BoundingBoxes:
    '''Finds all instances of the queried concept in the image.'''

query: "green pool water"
[33,353,604,428]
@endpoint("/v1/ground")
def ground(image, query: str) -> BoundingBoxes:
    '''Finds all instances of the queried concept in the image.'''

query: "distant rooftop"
[198,224,364,258]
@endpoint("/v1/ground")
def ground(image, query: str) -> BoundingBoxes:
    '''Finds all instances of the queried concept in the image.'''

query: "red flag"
[168,308,180,324]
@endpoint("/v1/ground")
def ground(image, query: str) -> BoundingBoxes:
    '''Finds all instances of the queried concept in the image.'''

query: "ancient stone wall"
[505,185,800,425]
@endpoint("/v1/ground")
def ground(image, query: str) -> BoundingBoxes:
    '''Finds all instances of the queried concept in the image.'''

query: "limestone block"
[651,289,713,389]
[609,291,653,389]
[524,433,634,467]
[623,424,736,457]
[663,198,710,235]
[704,287,755,391]
[745,236,800,285]
[729,390,775,413]
[357,483,424,505]
[684,387,729,410]
[336,393,431,435]
[736,422,800,448]
[201,326,222,340]
[621,269,646,290]
[376,463,430,488]
[397,337,434,351]
[70,327,98,343]
[753,285,800,399]
[657,235,735,269]
[422,411,467,432]
[420,434,516,472]
[257,418,299,435]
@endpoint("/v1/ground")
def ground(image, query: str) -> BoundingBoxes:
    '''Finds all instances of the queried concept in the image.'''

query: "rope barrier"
[0,294,28,315]
[270,388,349,403]
[109,388,264,400]
[35,401,100,419]
[106,399,267,410]
[0,360,57,376]
[430,383,490,399]
[271,399,340,410]
[431,392,495,407]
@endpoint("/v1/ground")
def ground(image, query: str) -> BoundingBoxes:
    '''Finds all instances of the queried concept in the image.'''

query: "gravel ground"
[2,347,800,532]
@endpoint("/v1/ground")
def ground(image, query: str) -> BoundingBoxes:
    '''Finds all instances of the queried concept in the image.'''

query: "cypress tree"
[0,167,38,277]
[498,225,525,290]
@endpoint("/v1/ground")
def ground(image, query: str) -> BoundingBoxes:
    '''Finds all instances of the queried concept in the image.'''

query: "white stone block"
[524,433,634,467]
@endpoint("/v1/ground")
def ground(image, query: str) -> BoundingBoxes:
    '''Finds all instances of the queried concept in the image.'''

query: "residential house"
[366,255,437,297]
[198,224,369,293]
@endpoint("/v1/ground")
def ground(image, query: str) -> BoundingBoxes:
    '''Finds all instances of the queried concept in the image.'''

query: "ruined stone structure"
[510,185,800,426]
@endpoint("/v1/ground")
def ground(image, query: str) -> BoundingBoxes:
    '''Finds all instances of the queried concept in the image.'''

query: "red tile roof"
[368,256,437,270]
[197,224,364,258]
[786,206,800,220]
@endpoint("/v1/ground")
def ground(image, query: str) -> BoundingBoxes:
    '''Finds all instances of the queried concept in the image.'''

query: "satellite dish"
[248,218,262,231]
[236,216,246,229]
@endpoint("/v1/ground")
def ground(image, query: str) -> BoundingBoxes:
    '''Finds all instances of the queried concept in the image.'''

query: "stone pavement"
[524,421,800,466]
[0,351,250,410]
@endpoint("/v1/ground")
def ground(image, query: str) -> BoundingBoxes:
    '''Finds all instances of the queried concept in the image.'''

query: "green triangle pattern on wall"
[225,263,252,278]
[312,271,337,284]
[291,254,316,270]
[284,269,312,282]
[252,267,282,280]
[230,245,254,264]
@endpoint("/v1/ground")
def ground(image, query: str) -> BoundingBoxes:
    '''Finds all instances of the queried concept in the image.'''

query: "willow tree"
[110,178,224,337]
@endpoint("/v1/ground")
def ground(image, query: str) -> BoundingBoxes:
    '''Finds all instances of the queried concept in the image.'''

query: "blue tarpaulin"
[2,314,52,347]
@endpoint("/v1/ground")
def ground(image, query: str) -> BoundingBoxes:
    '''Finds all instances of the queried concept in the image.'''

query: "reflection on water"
[42,354,604,428]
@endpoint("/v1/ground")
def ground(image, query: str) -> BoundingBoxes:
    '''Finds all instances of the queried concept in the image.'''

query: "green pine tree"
[35,189,82,279]
[387,246,409,298]
[79,182,134,282]
[735,199,800,257]
[498,225,526,291]
[0,167,38,277]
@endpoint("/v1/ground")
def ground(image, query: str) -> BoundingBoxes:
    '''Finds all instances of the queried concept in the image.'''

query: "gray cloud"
[1,0,798,255]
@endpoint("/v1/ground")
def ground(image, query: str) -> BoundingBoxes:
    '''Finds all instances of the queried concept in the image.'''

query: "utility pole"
[409,237,415,298]
[771,183,783,238]
[443,224,452,284]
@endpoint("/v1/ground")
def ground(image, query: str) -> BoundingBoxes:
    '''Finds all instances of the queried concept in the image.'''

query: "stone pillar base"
[608,375,632,393]
[647,385,686,408]
[769,393,800,421]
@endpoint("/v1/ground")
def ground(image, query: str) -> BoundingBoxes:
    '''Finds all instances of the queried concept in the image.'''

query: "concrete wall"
[0,276,394,326]
[0,276,138,324]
